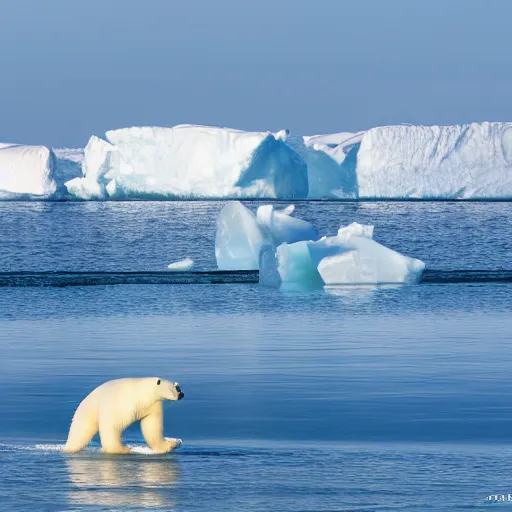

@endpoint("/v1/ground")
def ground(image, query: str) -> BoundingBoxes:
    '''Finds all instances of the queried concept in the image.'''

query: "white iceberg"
[317,234,425,285]
[215,201,265,270]
[0,144,56,198]
[66,125,309,200]
[167,258,194,271]
[215,201,318,270]
[356,122,512,199]
[6,121,512,201]
[261,222,425,290]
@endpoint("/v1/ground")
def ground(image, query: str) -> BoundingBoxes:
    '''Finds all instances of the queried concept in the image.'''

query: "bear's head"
[155,378,184,401]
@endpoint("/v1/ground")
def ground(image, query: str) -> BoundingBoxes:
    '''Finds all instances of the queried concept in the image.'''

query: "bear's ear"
[157,379,161,385]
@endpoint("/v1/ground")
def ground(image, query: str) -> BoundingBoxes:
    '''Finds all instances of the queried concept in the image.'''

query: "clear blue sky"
[0,0,510,147]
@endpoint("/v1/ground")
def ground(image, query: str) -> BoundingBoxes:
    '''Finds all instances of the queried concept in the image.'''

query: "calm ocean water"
[1,201,511,511]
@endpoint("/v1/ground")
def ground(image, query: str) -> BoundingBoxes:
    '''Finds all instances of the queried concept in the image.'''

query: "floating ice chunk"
[256,204,319,246]
[276,241,325,291]
[167,258,194,271]
[0,144,56,197]
[215,202,266,270]
[317,235,425,285]
[216,201,318,270]
[262,222,425,290]
[356,122,512,199]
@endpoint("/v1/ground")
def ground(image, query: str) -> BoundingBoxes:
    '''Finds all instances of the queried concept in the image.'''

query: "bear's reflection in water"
[66,455,180,508]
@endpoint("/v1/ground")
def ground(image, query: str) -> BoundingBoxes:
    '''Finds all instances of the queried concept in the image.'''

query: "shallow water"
[1,202,511,511]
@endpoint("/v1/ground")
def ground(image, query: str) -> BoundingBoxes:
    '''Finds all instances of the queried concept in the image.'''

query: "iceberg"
[215,201,318,270]
[260,222,425,290]
[66,125,309,200]
[316,234,425,286]
[5,121,512,201]
[215,202,265,270]
[355,122,512,199]
[0,144,56,198]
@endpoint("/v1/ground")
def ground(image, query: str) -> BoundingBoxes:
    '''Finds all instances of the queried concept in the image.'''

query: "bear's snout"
[175,383,184,400]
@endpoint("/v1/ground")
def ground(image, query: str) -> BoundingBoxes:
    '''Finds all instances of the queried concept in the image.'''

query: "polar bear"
[63,377,184,454]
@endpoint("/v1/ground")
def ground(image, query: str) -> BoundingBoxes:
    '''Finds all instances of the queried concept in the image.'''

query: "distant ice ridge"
[2,121,512,200]
[215,201,425,288]
[356,122,512,199]
[66,125,309,200]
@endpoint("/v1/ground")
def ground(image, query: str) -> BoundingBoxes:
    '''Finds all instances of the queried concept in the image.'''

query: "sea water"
[0,201,511,511]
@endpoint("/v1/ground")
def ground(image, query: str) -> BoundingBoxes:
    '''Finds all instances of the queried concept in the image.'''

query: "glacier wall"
[355,122,512,199]
[1,121,512,200]
[67,125,309,200]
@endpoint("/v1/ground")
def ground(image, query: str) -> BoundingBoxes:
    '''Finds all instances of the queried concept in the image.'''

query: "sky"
[0,0,510,148]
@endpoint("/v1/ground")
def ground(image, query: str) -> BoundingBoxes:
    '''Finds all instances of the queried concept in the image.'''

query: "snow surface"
[167,258,194,271]
[260,222,425,290]
[0,144,56,197]
[356,122,512,199]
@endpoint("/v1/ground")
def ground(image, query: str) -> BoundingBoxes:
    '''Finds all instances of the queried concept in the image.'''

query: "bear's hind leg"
[99,420,131,454]
[63,415,98,454]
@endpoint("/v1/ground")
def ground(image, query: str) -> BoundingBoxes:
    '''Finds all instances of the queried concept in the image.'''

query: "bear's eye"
[157,379,161,385]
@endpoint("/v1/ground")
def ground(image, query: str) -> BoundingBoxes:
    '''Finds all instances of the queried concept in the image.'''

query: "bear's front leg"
[140,402,181,454]
[99,419,131,454]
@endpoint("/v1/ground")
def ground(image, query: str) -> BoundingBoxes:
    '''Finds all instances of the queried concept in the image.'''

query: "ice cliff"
[1,121,512,200]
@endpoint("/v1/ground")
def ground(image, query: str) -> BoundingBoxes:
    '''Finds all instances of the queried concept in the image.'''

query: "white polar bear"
[63,377,184,454]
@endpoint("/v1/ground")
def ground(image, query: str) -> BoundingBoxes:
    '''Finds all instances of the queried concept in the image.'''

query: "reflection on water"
[66,455,180,509]
[323,283,404,300]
